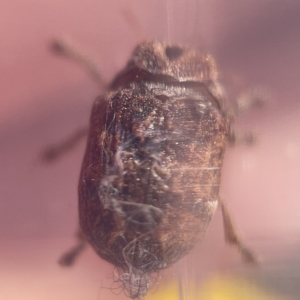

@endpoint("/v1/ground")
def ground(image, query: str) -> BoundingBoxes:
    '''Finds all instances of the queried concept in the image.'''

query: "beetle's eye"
[165,46,184,60]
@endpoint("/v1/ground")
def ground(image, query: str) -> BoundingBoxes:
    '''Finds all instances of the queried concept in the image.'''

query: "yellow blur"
[147,275,286,300]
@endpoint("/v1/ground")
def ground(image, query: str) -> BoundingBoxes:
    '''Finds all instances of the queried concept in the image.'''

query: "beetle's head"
[129,41,218,84]
[111,41,223,104]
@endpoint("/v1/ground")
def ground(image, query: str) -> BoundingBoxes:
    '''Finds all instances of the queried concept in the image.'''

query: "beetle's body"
[78,41,229,298]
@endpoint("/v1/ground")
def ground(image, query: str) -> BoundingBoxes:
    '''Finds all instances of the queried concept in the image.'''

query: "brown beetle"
[44,39,262,299]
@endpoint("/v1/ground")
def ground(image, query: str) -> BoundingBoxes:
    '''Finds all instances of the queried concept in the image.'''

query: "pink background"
[1,0,300,299]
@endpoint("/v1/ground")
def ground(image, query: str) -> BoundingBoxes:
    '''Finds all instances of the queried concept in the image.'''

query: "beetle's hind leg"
[59,230,88,267]
[219,198,260,265]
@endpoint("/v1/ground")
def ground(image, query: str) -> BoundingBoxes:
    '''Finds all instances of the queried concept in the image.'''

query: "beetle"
[44,39,262,299]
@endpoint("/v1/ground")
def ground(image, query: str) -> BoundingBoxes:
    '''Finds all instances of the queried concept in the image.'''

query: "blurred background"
[1,0,300,299]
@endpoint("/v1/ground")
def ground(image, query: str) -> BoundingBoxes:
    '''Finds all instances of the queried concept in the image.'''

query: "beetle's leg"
[50,37,108,89]
[227,88,267,122]
[42,127,88,162]
[227,129,255,146]
[219,198,260,265]
[59,230,88,267]
[227,88,268,146]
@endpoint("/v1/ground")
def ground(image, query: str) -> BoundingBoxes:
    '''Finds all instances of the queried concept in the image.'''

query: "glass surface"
[1,0,300,299]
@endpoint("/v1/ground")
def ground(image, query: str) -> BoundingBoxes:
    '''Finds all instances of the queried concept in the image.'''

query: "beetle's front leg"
[42,127,88,162]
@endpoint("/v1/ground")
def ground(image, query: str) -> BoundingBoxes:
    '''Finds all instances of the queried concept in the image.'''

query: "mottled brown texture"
[78,41,229,299]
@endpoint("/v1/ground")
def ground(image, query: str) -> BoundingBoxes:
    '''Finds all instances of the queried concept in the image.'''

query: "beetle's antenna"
[166,0,172,43]
[121,4,146,41]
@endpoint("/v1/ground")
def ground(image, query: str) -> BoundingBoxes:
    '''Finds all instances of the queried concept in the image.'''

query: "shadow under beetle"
[44,39,263,300]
